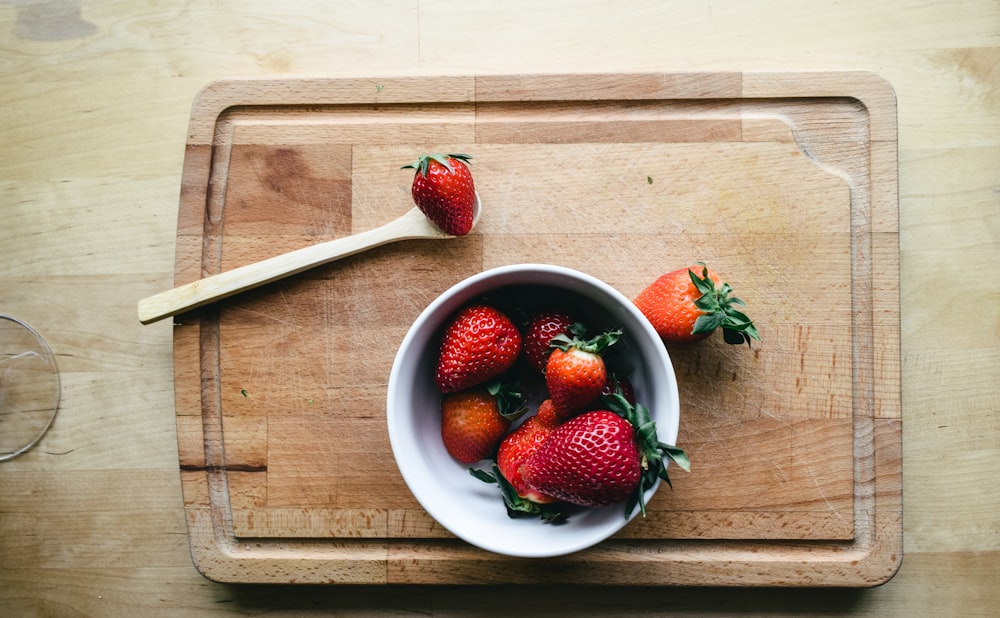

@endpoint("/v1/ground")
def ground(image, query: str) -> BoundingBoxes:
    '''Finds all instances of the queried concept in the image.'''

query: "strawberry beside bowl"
[386,264,680,558]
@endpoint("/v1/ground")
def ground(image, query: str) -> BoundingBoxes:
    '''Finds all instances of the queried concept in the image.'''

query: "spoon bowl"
[137,193,481,324]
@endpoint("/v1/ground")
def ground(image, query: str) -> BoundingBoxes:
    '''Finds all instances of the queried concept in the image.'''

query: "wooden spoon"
[137,193,481,325]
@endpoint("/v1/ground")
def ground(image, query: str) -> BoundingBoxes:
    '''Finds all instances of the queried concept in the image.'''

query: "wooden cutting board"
[171,72,901,586]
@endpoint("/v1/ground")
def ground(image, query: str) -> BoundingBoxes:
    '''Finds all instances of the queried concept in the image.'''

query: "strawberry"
[634,263,760,346]
[496,400,561,504]
[436,304,522,393]
[544,328,620,420]
[521,409,638,508]
[520,394,690,516]
[441,381,526,464]
[402,153,476,236]
[521,310,577,373]
[470,399,569,523]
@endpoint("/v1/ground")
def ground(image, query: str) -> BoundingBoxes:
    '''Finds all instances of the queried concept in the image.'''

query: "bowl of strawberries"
[386,264,686,558]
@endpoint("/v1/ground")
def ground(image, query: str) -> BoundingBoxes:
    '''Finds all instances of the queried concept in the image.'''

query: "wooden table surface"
[1,2,997,615]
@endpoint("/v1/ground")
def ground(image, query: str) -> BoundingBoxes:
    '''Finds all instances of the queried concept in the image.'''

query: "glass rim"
[0,313,61,461]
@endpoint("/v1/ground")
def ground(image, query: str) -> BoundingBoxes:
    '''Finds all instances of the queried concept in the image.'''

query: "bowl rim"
[386,263,679,557]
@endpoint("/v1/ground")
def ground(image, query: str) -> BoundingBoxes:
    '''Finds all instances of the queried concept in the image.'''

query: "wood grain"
[138,203,469,324]
[169,72,901,585]
[2,0,998,615]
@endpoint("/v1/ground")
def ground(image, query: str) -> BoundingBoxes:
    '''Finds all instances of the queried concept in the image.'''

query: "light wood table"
[2,2,997,615]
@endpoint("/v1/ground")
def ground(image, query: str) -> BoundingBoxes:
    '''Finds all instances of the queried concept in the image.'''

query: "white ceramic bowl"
[386,264,679,558]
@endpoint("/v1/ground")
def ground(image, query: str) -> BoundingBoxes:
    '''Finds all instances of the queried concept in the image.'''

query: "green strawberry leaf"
[724,309,753,327]
[470,464,569,524]
[693,292,717,311]
[684,263,762,345]
[604,392,691,519]
[626,478,644,518]
[689,265,716,296]
[469,467,498,484]
[661,443,692,472]
[550,328,621,355]
[637,421,658,447]
[538,504,570,524]
[692,312,724,335]
[485,377,528,421]
[625,491,641,519]
[401,153,472,176]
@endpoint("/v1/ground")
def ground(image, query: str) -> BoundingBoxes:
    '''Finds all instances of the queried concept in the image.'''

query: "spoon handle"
[137,207,444,324]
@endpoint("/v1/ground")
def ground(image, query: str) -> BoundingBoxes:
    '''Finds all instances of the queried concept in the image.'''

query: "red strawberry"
[521,395,690,516]
[521,310,577,373]
[496,400,560,504]
[402,153,476,236]
[633,263,760,346]
[436,304,522,393]
[441,381,525,464]
[470,399,569,522]
[521,409,639,508]
[544,329,620,420]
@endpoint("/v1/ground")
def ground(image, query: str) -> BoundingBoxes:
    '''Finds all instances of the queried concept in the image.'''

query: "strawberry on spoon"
[138,166,480,325]
[402,153,477,236]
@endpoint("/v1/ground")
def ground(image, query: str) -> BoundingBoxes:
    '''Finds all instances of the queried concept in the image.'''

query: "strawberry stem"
[549,326,621,355]
[485,377,528,422]
[401,153,472,176]
[470,465,569,524]
[604,392,690,519]
[689,264,761,346]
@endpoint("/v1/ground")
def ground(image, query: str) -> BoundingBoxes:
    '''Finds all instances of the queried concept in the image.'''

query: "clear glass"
[0,314,60,461]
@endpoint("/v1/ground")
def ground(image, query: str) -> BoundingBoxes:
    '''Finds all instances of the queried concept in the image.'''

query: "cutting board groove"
[172,72,901,586]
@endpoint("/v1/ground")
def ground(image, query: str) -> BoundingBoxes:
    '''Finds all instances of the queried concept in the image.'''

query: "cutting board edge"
[172,71,902,587]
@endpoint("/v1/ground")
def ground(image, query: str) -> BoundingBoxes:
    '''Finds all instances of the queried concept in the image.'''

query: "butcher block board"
[171,72,901,586]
